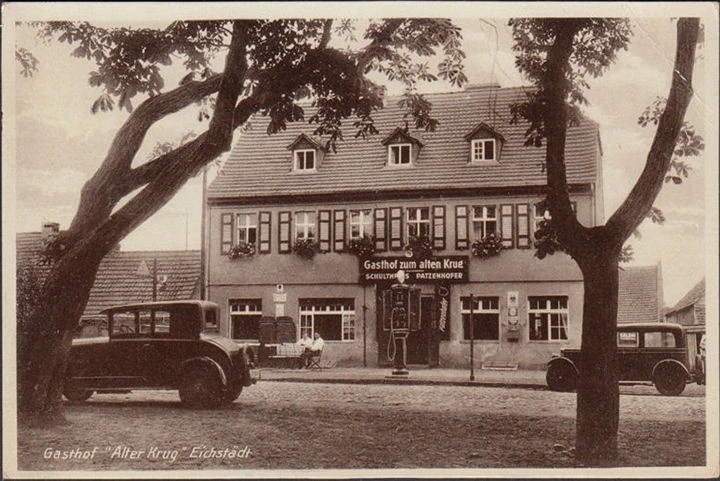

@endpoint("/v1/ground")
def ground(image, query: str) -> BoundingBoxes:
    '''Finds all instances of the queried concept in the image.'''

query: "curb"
[258,376,548,390]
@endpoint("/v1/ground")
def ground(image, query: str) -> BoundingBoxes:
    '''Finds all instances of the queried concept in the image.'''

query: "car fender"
[547,356,578,374]
[652,359,690,380]
[182,356,228,387]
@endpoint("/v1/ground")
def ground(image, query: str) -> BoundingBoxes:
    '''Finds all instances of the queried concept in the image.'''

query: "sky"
[6,3,717,306]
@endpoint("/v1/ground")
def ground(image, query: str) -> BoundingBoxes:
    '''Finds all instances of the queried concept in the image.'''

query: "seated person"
[295,333,312,368]
[298,332,324,368]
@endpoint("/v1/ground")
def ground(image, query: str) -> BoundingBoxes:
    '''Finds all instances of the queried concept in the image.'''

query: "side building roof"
[666,278,705,324]
[617,264,663,324]
[16,232,200,320]
[208,84,601,201]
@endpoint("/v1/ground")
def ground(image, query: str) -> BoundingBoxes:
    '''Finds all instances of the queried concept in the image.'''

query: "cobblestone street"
[16,381,706,471]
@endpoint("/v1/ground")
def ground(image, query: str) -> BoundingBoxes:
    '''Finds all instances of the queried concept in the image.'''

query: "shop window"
[230,299,262,341]
[528,296,569,341]
[299,298,355,341]
[461,297,499,340]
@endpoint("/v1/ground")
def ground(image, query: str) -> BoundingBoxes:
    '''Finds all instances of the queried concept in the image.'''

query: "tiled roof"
[208,85,600,200]
[16,232,200,320]
[666,278,705,320]
[617,265,662,324]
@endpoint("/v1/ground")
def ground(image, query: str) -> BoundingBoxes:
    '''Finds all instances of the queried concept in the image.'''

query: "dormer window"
[287,134,325,172]
[472,139,496,162]
[464,122,505,164]
[382,127,423,167]
[388,144,412,166]
[295,149,316,171]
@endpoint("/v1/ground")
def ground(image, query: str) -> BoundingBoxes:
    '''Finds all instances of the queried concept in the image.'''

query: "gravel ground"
[14,382,706,472]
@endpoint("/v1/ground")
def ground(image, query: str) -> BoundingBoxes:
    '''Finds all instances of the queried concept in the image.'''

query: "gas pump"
[385,270,419,376]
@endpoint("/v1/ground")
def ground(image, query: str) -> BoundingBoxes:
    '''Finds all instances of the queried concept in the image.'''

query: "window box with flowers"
[471,232,504,259]
[228,241,256,259]
[405,235,434,260]
[346,234,377,258]
[293,238,320,260]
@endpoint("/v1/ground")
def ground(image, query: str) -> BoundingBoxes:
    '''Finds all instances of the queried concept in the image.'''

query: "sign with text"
[359,256,469,284]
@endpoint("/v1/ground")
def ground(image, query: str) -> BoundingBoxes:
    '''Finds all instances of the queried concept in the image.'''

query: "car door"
[616,329,642,381]
[108,310,147,388]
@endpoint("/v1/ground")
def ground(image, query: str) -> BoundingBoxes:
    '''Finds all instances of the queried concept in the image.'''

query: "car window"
[154,310,171,336]
[138,310,153,335]
[644,331,677,348]
[617,331,638,348]
[111,311,138,336]
[205,308,219,333]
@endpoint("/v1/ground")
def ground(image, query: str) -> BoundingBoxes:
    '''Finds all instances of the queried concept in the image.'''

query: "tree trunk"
[574,242,621,465]
[17,240,108,425]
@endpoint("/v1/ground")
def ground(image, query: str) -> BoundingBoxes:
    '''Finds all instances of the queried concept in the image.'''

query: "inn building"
[204,84,604,369]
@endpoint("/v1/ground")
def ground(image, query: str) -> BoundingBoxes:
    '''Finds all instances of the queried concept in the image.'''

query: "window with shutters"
[406,207,430,239]
[533,201,578,232]
[389,207,403,250]
[455,205,469,250]
[374,208,387,251]
[278,211,292,253]
[319,210,331,252]
[258,212,271,253]
[432,206,446,250]
[333,210,346,251]
[295,211,316,240]
[236,213,258,246]
[500,204,513,248]
[349,209,373,240]
[472,206,497,240]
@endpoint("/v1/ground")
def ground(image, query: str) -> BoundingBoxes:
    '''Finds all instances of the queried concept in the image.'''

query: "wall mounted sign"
[359,256,469,284]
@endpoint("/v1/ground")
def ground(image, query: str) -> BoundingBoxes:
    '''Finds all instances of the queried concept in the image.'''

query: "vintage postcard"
[2,2,718,478]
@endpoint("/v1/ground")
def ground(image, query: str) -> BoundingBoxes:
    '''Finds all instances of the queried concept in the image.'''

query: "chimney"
[41,222,60,241]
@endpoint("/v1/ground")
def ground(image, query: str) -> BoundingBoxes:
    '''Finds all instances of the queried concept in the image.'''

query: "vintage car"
[63,300,257,408]
[546,322,705,396]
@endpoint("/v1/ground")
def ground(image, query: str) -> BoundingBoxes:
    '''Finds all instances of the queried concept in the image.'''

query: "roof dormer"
[464,123,505,164]
[381,127,424,167]
[287,134,326,172]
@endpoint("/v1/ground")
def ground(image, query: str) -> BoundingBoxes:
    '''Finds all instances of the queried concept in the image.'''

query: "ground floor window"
[299,298,355,341]
[230,299,262,340]
[528,296,568,341]
[461,296,499,340]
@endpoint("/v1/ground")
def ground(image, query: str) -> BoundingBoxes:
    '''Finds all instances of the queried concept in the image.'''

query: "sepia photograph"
[2,2,718,478]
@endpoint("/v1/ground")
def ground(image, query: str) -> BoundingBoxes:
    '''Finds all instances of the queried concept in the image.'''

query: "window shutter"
[258,212,271,253]
[432,205,446,250]
[333,209,346,252]
[500,204,514,248]
[221,213,234,254]
[279,211,292,253]
[455,205,469,250]
[516,203,531,248]
[390,207,403,250]
[374,208,387,251]
[319,210,331,252]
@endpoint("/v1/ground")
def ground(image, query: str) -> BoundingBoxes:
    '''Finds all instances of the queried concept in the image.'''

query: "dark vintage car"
[546,322,705,396]
[63,300,257,408]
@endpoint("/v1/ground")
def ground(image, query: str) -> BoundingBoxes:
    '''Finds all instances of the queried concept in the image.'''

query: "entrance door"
[406,296,431,365]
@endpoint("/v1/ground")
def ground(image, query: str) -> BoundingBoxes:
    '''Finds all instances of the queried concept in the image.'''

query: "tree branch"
[319,19,333,49]
[606,18,699,242]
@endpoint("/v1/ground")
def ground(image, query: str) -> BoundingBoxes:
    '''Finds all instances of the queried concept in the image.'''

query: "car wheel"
[546,362,577,392]
[63,384,94,402]
[653,363,687,396]
[179,366,223,408]
[223,386,243,404]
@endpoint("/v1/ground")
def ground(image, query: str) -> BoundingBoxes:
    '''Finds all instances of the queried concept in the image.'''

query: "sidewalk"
[255,365,548,389]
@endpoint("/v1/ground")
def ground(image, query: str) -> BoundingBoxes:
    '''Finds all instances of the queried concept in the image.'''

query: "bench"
[267,343,304,369]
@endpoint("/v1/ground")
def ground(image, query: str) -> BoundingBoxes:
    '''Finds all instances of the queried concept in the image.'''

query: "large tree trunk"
[574,241,622,464]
